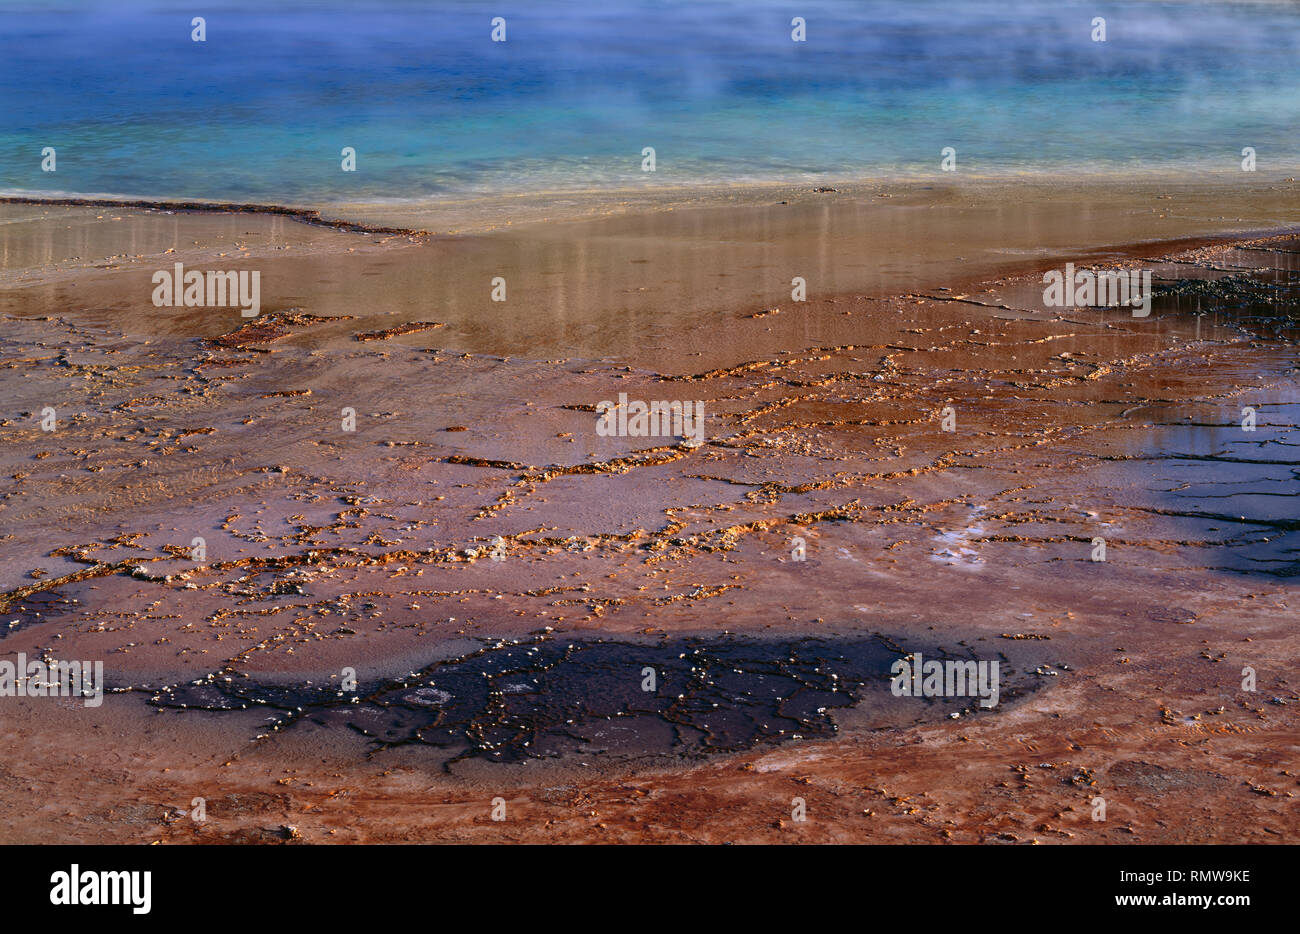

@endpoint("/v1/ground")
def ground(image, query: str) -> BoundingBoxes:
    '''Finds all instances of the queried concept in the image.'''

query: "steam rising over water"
[2,1,1299,206]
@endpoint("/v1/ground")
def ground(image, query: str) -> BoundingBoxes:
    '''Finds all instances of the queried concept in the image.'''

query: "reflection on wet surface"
[1110,395,1300,577]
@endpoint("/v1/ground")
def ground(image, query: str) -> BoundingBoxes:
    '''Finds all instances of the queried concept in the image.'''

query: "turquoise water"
[2,0,1299,205]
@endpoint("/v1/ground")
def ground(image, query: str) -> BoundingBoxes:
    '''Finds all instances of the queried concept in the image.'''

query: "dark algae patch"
[146,632,1051,772]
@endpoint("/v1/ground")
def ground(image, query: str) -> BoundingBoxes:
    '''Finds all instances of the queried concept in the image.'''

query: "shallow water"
[148,632,1048,769]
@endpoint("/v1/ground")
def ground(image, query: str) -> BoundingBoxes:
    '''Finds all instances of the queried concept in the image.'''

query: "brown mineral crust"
[1,186,1298,844]
[201,311,347,350]
[354,321,445,342]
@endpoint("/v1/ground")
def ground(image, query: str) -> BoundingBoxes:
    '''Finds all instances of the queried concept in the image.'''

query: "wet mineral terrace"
[1,211,1298,841]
